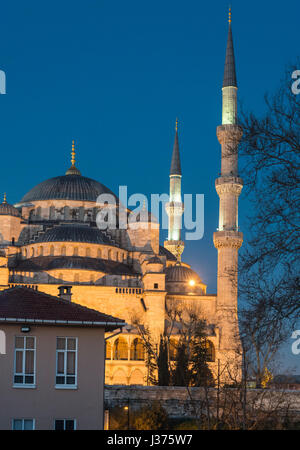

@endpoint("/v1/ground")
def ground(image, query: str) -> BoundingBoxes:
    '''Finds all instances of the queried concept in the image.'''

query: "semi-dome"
[0,197,20,217]
[165,264,201,284]
[20,174,117,204]
[34,224,113,245]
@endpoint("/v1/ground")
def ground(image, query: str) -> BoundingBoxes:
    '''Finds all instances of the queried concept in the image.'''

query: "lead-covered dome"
[20,174,117,203]
[165,264,201,283]
[34,224,112,245]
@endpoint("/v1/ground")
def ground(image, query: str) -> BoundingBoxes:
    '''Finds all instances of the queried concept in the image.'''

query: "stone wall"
[105,385,300,420]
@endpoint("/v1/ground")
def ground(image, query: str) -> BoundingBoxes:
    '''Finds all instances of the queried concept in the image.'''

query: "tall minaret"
[164,119,184,261]
[213,9,243,358]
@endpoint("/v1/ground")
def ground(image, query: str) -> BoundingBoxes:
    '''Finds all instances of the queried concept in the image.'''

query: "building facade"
[0,17,243,385]
[0,286,124,430]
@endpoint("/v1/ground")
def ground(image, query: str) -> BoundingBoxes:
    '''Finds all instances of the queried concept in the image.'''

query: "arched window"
[130,338,144,361]
[30,247,34,257]
[204,340,215,362]
[23,248,27,258]
[39,246,43,256]
[50,245,54,256]
[73,247,78,256]
[113,337,128,360]
[169,339,177,361]
[97,248,102,258]
[36,206,41,219]
[106,341,112,360]
[86,248,91,257]
[108,250,112,260]
[61,246,66,256]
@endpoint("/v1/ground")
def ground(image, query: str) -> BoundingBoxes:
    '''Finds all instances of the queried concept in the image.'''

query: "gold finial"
[3,193,7,204]
[175,118,178,132]
[228,6,232,24]
[71,140,75,166]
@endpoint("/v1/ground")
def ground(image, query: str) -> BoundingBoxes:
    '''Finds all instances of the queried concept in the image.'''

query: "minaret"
[164,119,184,261]
[213,9,243,358]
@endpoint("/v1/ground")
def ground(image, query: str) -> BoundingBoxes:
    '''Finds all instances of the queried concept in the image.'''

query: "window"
[154,283,158,289]
[113,337,128,360]
[39,246,43,256]
[204,340,215,362]
[56,337,77,387]
[14,336,36,387]
[50,245,54,256]
[169,339,177,361]
[105,341,112,360]
[61,246,66,256]
[73,247,78,256]
[86,248,91,257]
[12,419,35,430]
[130,338,144,361]
[97,248,102,258]
[54,419,76,431]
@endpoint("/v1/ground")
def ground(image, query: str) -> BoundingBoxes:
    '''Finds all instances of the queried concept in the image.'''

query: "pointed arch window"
[130,338,144,361]
[113,338,128,360]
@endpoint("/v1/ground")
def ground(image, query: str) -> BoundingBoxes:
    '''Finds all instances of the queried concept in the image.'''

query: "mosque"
[0,14,243,385]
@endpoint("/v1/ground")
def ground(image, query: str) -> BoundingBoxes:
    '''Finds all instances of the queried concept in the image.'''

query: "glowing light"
[189,279,195,287]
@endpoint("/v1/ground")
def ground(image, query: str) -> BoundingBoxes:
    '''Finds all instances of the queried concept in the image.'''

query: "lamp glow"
[189,279,195,287]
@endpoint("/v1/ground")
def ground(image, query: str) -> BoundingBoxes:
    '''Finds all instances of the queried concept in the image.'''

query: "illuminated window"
[204,340,215,362]
[106,341,112,360]
[113,337,128,360]
[14,336,36,386]
[39,246,43,256]
[169,339,177,361]
[55,337,77,387]
[130,338,144,361]
[73,247,78,256]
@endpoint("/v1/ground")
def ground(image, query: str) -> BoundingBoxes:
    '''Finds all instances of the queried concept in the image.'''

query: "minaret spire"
[213,10,243,377]
[170,118,182,176]
[222,7,238,125]
[66,140,81,176]
[164,119,184,261]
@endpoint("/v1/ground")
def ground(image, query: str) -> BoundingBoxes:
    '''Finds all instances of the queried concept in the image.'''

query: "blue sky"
[0,0,298,302]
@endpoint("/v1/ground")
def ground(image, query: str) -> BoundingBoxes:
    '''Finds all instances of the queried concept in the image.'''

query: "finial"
[3,193,7,204]
[71,140,75,166]
[175,118,178,132]
[228,5,232,24]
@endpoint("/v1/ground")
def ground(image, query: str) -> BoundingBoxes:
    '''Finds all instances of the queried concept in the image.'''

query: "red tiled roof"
[0,287,125,331]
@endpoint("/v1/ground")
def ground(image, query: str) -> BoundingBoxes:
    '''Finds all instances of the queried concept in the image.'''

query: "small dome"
[0,199,20,217]
[34,224,112,245]
[20,174,117,203]
[165,264,201,284]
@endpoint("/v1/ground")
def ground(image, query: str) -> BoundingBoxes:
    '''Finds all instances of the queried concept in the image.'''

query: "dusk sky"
[0,0,298,316]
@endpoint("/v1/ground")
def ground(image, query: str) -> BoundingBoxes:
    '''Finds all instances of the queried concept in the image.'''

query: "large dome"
[20,174,117,203]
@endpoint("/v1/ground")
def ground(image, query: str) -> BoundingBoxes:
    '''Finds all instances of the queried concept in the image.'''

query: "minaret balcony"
[213,230,243,250]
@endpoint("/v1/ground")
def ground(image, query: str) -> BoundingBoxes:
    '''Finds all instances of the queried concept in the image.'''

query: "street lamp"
[124,399,130,429]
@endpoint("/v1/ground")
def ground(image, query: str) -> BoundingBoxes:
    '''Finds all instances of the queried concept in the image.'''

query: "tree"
[157,335,170,386]
[133,402,168,430]
[236,62,300,323]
